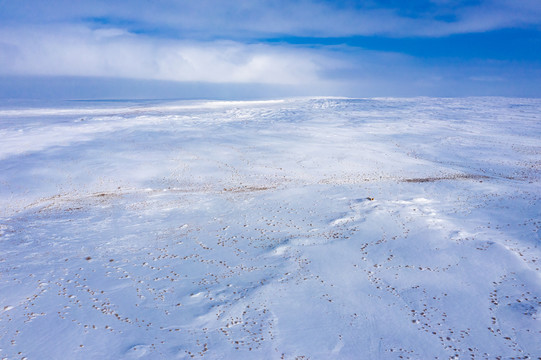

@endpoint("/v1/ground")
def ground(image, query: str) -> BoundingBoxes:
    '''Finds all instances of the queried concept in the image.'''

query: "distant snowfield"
[1,97,540,359]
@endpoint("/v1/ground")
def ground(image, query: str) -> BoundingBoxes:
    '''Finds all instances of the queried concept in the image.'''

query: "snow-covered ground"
[1,97,540,359]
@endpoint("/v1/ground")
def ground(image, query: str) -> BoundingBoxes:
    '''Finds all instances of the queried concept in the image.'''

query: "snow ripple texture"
[0,97,540,359]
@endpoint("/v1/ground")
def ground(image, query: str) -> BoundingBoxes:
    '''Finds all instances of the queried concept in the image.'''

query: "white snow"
[0,97,540,359]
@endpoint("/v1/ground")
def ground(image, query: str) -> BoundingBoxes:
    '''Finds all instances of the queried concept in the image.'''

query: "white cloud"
[0,26,331,85]
[0,8,539,98]
[0,0,539,38]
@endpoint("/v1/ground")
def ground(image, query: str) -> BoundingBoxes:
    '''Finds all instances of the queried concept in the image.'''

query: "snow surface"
[0,97,540,359]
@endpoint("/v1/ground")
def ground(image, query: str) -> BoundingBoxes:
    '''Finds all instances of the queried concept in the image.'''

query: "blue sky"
[0,0,540,99]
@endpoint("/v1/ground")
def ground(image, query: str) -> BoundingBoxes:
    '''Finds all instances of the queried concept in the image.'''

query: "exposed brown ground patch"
[403,174,489,183]
[222,185,275,193]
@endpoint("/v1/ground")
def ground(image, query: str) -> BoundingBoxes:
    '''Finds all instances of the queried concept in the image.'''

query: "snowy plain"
[0,97,540,359]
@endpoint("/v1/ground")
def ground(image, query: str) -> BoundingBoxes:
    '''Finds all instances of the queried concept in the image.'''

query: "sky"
[0,0,540,99]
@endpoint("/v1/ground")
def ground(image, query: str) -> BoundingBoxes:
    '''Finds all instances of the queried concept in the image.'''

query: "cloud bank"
[0,0,539,98]
[0,26,336,85]
[1,0,540,38]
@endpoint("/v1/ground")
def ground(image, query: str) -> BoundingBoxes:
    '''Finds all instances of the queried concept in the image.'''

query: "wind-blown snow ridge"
[0,99,287,117]
[0,97,540,359]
